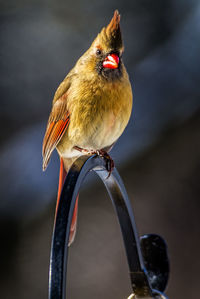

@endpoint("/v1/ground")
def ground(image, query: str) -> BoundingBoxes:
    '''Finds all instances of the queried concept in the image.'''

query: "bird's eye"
[96,49,102,55]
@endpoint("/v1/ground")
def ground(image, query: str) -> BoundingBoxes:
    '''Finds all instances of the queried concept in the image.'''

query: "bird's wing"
[42,92,70,171]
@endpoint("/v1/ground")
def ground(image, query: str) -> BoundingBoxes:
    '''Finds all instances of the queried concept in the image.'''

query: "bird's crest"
[96,10,123,51]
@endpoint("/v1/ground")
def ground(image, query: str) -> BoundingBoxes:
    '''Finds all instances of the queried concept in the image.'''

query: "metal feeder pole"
[48,155,169,299]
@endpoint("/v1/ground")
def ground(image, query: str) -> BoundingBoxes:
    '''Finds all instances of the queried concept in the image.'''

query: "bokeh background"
[0,0,200,298]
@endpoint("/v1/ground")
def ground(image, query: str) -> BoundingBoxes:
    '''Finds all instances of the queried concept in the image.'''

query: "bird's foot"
[74,146,93,155]
[95,150,114,178]
[74,146,114,178]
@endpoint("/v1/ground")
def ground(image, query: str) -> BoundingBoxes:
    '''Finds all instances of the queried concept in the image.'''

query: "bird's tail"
[56,157,79,246]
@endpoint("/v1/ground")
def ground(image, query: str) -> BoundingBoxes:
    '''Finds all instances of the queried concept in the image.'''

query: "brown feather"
[96,10,123,51]
[106,10,121,36]
[42,95,70,171]
[42,73,73,171]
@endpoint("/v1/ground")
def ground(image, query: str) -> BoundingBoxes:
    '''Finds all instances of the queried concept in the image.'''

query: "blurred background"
[0,0,200,298]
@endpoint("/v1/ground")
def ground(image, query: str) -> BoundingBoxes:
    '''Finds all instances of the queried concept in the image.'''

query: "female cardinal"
[42,10,133,245]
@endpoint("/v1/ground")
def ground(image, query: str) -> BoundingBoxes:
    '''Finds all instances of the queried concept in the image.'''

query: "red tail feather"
[56,158,79,246]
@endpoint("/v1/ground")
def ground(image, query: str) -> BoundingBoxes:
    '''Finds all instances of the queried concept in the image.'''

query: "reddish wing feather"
[42,112,70,171]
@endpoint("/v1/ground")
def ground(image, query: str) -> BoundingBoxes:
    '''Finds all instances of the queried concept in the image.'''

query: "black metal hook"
[48,155,169,299]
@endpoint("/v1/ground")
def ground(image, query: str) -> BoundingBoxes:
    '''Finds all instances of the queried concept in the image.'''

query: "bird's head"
[78,10,124,80]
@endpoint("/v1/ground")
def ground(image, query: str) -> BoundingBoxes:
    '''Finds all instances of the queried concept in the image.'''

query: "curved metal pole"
[48,155,157,298]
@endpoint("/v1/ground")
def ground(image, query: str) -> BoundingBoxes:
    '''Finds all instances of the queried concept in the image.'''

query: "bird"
[42,10,133,246]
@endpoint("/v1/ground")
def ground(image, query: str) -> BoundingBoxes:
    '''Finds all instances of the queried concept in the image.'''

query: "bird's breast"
[58,74,132,157]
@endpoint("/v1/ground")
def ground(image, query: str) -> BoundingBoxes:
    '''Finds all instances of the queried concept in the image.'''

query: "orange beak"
[103,53,119,69]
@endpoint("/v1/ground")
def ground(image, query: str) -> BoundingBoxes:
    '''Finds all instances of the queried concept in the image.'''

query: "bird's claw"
[74,146,114,178]
[96,150,114,178]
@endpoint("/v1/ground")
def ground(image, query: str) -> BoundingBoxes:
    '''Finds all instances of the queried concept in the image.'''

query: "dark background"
[0,0,200,298]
